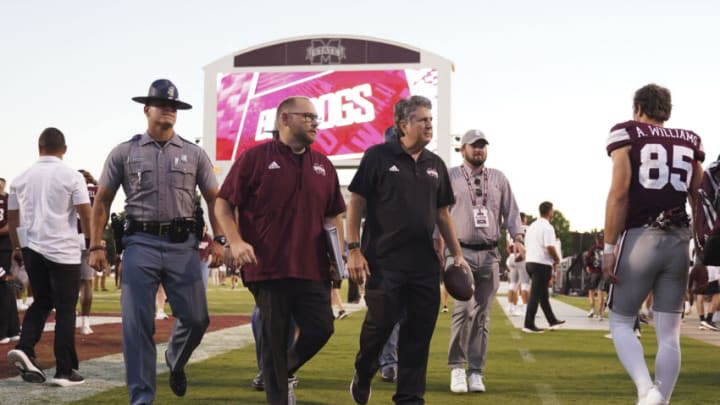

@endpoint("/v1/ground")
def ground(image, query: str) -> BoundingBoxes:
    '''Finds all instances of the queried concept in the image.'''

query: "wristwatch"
[213,235,227,246]
[347,242,361,250]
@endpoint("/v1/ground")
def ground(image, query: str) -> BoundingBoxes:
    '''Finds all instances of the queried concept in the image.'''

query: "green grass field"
[71,284,719,404]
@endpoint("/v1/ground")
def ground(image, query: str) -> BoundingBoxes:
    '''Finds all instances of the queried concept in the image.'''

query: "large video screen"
[215,68,439,161]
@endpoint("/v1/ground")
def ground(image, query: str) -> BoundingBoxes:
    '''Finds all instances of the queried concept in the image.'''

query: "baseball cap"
[461,129,489,146]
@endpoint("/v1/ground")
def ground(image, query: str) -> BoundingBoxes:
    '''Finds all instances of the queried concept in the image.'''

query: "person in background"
[584,232,605,321]
[523,201,565,334]
[77,170,98,335]
[0,177,21,345]
[7,127,91,386]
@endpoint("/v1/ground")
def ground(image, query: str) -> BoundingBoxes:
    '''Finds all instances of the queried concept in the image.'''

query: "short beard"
[464,156,485,167]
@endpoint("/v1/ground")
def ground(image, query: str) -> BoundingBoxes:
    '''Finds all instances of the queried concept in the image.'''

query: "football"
[443,264,474,301]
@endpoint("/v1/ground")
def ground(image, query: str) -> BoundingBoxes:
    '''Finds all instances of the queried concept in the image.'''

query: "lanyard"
[461,166,488,207]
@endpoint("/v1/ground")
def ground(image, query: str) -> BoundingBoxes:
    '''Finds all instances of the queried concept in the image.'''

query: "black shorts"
[588,271,603,290]
[703,280,720,296]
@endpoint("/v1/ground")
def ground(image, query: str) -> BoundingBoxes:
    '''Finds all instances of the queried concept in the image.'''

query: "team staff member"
[347,95,468,405]
[88,79,225,405]
[7,128,91,386]
[603,83,704,405]
[446,130,525,394]
[216,96,345,405]
[523,201,565,333]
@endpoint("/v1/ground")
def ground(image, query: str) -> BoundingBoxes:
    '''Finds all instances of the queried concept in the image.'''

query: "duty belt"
[459,241,497,251]
[126,219,195,236]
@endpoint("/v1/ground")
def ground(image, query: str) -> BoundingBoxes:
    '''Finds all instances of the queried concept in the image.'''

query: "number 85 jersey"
[606,120,705,229]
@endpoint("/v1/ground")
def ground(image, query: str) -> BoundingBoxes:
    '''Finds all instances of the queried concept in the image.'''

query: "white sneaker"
[507,304,515,314]
[467,373,485,393]
[596,314,604,321]
[639,386,666,405]
[587,308,595,318]
[450,368,467,393]
[156,310,169,320]
[80,325,93,335]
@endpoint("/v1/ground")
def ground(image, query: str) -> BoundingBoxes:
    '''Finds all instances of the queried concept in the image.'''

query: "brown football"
[443,264,474,301]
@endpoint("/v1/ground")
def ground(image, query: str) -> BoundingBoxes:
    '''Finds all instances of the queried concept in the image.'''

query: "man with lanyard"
[88,79,225,405]
[446,129,525,394]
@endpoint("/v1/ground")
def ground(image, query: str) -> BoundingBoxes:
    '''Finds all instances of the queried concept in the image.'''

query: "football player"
[603,84,704,405]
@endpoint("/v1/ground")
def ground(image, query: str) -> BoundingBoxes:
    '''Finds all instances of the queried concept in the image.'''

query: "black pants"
[0,247,20,339]
[355,269,440,405]
[347,278,361,303]
[16,248,80,375]
[248,279,334,405]
[524,262,559,328]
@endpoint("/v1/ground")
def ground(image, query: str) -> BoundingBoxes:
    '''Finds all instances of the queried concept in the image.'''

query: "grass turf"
[72,285,719,404]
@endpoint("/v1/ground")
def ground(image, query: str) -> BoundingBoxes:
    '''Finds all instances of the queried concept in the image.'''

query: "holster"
[110,213,125,254]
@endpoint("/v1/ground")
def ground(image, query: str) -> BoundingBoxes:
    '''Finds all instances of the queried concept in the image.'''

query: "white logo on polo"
[268,161,281,170]
[426,168,438,178]
[313,163,326,176]
[389,165,400,172]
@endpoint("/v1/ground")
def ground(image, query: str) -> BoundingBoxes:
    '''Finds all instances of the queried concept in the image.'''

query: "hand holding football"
[443,264,474,301]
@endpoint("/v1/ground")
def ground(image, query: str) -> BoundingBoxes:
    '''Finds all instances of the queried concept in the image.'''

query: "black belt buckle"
[168,218,191,243]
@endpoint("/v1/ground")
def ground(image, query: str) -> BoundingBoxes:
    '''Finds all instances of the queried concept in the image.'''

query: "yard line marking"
[517,348,535,362]
[535,383,560,405]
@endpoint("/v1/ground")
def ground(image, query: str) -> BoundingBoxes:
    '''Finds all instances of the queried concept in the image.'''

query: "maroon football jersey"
[77,184,98,233]
[0,193,7,229]
[606,120,705,229]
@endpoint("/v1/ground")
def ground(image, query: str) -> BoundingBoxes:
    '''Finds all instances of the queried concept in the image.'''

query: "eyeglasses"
[474,177,482,196]
[287,112,321,123]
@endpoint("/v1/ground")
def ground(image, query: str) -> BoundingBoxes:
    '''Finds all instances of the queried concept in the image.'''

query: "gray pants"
[121,233,209,405]
[448,247,499,374]
[608,226,691,316]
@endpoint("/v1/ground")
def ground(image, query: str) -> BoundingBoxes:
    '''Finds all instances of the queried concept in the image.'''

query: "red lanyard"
[460,166,488,207]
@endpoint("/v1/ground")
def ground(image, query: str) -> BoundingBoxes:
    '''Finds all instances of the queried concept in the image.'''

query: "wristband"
[603,243,616,254]
[348,242,360,250]
[88,245,106,253]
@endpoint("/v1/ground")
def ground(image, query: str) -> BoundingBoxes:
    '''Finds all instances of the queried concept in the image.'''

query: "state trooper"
[88,79,225,405]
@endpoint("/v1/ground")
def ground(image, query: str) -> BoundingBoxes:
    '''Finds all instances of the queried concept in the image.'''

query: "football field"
[2,283,718,404]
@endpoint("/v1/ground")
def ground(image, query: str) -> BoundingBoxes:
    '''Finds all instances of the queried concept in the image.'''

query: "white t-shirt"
[8,156,90,264]
[525,217,557,265]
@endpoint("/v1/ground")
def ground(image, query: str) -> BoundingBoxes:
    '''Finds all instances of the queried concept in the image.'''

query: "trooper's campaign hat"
[132,79,192,110]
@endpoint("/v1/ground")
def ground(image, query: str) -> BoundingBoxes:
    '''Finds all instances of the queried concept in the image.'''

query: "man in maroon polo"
[216,96,346,405]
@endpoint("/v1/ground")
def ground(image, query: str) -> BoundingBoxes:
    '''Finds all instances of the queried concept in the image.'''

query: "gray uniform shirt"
[448,163,522,244]
[99,133,218,221]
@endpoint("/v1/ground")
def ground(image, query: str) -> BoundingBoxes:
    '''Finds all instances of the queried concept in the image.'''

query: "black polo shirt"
[349,140,454,272]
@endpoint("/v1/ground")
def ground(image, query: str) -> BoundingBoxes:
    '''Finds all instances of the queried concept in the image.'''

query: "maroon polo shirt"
[218,140,346,282]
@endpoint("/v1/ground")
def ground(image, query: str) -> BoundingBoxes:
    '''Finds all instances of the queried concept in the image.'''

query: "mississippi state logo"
[426,168,438,179]
[306,39,347,65]
[313,163,327,176]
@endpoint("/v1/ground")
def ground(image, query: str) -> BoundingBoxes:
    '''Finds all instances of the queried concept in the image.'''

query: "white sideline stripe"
[2,302,367,404]
[517,348,535,363]
[535,383,560,405]
[1,324,253,405]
